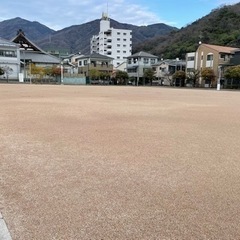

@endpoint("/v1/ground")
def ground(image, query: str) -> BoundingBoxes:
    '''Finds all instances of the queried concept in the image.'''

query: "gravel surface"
[1,84,240,240]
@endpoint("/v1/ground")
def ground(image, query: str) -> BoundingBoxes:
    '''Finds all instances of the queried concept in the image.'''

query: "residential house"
[194,43,240,87]
[126,51,158,85]
[152,59,186,86]
[61,52,84,75]
[0,38,20,81]
[91,13,132,68]
[77,53,113,84]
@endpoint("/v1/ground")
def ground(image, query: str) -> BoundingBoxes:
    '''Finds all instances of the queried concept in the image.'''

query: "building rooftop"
[77,53,114,60]
[128,51,158,59]
[0,38,18,48]
[20,51,60,64]
[200,43,240,54]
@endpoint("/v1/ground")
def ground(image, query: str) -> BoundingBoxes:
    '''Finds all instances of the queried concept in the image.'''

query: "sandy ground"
[0,84,240,240]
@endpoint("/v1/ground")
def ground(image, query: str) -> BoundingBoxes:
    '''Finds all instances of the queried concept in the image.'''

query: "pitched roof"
[12,29,44,52]
[0,37,18,48]
[21,51,60,64]
[77,53,114,60]
[128,51,158,58]
[200,44,240,54]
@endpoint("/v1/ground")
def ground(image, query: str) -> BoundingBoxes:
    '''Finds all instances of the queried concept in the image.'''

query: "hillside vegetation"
[134,3,240,59]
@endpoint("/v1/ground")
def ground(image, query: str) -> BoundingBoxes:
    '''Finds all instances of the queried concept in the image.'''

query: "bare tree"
[2,66,13,82]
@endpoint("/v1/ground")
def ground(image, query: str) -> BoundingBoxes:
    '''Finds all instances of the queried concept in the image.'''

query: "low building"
[77,53,113,83]
[195,43,240,87]
[152,59,186,86]
[0,38,20,81]
[12,29,60,82]
[126,51,158,85]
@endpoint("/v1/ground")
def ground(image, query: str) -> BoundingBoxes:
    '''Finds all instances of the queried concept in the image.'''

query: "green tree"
[99,71,110,80]
[224,65,240,88]
[172,70,186,87]
[115,70,128,85]
[201,68,215,87]
[224,65,240,79]
[30,64,45,83]
[0,67,4,76]
[143,68,155,85]
[89,69,100,80]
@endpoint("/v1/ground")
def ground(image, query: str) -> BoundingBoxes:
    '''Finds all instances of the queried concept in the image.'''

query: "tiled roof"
[78,53,114,60]
[128,51,158,58]
[201,44,240,53]
[0,38,18,48]
[21,51,60,64]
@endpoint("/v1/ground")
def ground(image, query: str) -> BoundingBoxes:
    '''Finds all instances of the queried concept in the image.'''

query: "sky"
[0,0,239,30]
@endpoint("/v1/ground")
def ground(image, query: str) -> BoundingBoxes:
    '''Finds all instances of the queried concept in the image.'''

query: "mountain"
[35,19,178,54]
[0,17,177,54]
[0,17,55,41]
[134,3,240,59]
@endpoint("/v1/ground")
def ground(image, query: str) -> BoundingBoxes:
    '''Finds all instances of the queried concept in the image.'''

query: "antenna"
[107,0,109,17]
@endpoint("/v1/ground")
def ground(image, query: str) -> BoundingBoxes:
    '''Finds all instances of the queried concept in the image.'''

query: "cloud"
[0,0,168,30]
[217,0,240,4]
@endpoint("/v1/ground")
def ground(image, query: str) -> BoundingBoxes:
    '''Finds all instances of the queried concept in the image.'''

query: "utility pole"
[217,66,221,91]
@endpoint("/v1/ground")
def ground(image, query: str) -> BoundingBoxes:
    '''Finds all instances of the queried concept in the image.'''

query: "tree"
[0,67,4,76]
[89,69,100,80]
[30,64,45,83]
[186,69,200,87]
[51,66,61,76]
[172,70,186,87]
[224,65,240,79]
[115,70,128,85]
[143,68,155,85]
[201,68,215,87]
[2,66,13,82]
[224,65,240,88]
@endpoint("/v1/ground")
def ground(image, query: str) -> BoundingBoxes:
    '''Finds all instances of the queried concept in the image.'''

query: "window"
[123,51,126,53]
[117,50,120,53]
[123,45,126,47]
[207,54,213,61]
[123,32,127,35]
[0,50,17,57]
[117,44,120,47]
[117,38,120,41]
[117,32,121,35]
[151,59,155,64]
[84,60,87,65]
[117,56,120,59]
[188,56,195,61]
[123,39,127,41]
[144,58,149,64]
[79,61,82,66]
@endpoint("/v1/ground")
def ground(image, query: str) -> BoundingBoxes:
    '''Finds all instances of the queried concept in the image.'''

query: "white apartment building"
[91,13,132,68]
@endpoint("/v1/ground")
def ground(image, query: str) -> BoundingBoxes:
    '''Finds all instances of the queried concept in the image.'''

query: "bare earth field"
[0,84,240,240]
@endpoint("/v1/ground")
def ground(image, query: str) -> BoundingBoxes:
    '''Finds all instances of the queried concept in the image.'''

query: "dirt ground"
[0,84,240,240]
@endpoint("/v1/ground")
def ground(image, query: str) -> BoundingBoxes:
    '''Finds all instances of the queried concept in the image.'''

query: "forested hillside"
[133,3,240,59]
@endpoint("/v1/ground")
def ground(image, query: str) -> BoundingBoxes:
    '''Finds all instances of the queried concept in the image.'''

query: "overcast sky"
[0,0,239,30]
